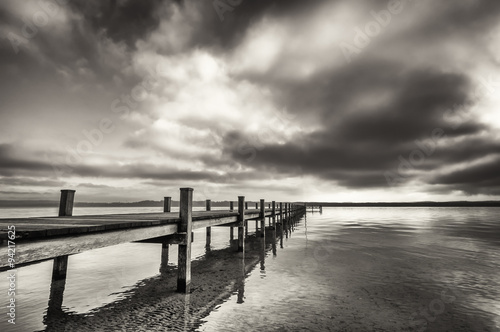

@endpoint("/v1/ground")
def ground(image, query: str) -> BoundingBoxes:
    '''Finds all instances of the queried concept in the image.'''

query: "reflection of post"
[160,241,169,275]
[183,294,191,331]
[237,254,245,304]
[260,236,265,272]
[272,227,277,257]
[279,217,284,249]
[237,196,245,252]
[260,199,265,237]
[45,255,69,327]
[177,187,193,293]
[206,199,211,247]
[230,227,234,240]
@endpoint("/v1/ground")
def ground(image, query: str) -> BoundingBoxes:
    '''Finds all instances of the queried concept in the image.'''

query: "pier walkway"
[0,188,305,294]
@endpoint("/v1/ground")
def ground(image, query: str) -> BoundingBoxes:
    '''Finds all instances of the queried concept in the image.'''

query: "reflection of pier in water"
[43,213,303,331]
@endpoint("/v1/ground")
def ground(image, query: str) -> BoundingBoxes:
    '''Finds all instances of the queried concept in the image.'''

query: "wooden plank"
[0,223,178,269]
[192,216,239,229]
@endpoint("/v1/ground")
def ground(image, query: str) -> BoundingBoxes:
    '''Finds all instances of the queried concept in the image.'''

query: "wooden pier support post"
[58,189,76,217]
[52,255,68,281]
[255,202,258,209]
[279,202,283,223]
[206,199,211,247]
[230,201,234,211]
[177,188,193,293]
[272,201,276,229]
[160,241,169,275]
[237,196,245,252]
[164,197,172,213]
[245,202,248,210]
[260,199,265,237]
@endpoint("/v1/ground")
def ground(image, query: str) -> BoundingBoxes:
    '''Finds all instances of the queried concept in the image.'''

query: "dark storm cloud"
[0,177,64,187]
[223,67,489,187]
[0,144,53,176]
[218,0,500,196]
[429,155,500,195]
[165,0,330,52]
[0,143,225,182]
[68,0,163,49]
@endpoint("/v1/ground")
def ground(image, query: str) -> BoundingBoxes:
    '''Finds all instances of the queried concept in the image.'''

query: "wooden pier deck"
[0,188,305,294]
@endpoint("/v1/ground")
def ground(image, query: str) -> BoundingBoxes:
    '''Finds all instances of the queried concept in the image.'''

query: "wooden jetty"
[0,188,305,294]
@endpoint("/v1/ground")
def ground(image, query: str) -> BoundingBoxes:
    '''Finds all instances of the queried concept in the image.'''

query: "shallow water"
[1,207,499,331]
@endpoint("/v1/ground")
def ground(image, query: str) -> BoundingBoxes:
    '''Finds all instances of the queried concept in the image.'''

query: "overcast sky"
[0,0,500,203]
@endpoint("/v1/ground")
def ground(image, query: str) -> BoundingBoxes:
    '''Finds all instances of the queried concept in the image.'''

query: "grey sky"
[1,0,499,202]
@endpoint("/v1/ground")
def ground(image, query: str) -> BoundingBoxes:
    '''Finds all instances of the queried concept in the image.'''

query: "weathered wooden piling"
[279,202,283,223]
[230,201,234,211]
[160,241,169,274]
[53,190,73,285]
[255,202,258,209]
[272,201,276,228]
[164,197,172,213]
[177,188,193,293]
[260,199,265,237]
[58,189,75,217]
[52,255,68,281]
[237,196,245,252]
[206,199,211,247]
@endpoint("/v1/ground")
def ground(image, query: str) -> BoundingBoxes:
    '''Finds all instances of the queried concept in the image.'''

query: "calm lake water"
[1,207,499,331]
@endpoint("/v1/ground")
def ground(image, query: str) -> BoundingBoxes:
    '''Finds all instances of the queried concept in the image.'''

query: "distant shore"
[1,199,500,209]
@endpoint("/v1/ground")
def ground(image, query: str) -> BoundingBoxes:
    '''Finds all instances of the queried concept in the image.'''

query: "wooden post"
[177,188,193,293]
[260,199,265,237]
[255,202,258,209]
[160,241,169,275]
[52,255,68,280]
[238,196,245,252]
[245,202,248,210]
[230,227,234,240]
[272,201,276,228]
[58,190,75,217]
[279,202,283,223]
[230,201,234,211]
[164,197,172,213]
[206,199,211,247]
